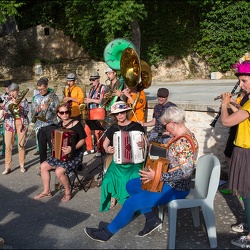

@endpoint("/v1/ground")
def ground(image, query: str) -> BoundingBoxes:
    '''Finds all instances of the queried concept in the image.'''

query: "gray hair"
[8,83,19,92]
[160,106,186,125]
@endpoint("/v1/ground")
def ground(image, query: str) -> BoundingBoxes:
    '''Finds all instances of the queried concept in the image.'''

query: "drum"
[103,154,113,173]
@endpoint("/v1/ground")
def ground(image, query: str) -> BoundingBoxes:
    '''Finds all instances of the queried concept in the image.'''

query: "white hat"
[105,68,115,74]
[110,101,132,114]
[67,73,77,81]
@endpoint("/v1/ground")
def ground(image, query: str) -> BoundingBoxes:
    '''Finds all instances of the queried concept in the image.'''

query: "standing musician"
[100,101,146,212]
[220,60,250,248]
[103,68,127,112]
[122,84,147,123]
[63,73,84,122]
[84,106,199,242]
[34,103,86,202]
[2,83,29,175]
[31,77,59,156]
[83,72,107,156]
[140,88,177,144]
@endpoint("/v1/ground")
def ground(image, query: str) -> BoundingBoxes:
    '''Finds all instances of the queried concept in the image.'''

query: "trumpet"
[214,90,247,101]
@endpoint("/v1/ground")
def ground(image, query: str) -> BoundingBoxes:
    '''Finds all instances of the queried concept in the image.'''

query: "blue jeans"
[107,178,189,234]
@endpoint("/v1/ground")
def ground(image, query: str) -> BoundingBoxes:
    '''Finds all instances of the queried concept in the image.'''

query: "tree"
[0,0,24,24]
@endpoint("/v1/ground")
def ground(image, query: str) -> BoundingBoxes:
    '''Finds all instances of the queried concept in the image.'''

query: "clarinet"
[210,81,240,127]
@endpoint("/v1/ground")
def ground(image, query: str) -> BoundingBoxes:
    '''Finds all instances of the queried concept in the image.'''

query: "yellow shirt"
[235,100,250,148]
[64,85,84,117]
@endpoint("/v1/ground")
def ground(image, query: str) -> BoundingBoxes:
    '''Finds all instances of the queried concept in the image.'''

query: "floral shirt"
[161,133,199,191]
[3,97,29,133]
[32,89,59,129]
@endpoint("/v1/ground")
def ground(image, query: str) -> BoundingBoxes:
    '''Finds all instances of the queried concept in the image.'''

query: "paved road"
[0,78,246,249]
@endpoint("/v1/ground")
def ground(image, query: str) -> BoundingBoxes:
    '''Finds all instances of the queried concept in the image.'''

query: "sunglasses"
[58,110,69,115]
[115,111,126,116]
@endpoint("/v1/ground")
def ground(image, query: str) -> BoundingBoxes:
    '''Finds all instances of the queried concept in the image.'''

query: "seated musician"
[84,106,199,242]
[100,101,146,212]
[140,88,176,144]
[34,103,86,202]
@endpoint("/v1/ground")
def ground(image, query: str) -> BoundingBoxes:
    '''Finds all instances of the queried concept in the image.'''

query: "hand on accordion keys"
[62,145,72,155]
[139,166,155,184]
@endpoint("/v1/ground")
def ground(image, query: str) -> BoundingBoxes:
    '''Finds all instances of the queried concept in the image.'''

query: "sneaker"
[231,222,248,233]
[83,149,94,156]
[2,168,11,175]
[96,152,102,157]
[231,235,250,248]
[20,166,26,173]
[138,217,162,237]
[84,227,113,242]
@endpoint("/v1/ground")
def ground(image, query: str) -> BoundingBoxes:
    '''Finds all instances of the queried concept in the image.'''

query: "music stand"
[84,120,107,177]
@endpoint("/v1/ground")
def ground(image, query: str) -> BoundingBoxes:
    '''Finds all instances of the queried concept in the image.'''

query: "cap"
[67,73,77,81]
[3,80,12,88]
[157,88,169,98]
[8,83,19,92]
[105,68,115,74]
[89,72,100,80]
[110,101,132,114]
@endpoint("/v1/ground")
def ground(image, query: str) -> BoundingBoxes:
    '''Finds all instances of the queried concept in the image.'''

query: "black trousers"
[37,124,59,163]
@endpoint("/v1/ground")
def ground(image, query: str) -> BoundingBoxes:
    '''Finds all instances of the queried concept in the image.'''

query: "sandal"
[110,198,117,209]
[61,194,71,202]
[34,192,52,200]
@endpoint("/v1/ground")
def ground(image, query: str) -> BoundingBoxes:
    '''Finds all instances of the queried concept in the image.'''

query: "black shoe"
[138,217,162,237]
[84,227,113,242]
[33,151,40,155]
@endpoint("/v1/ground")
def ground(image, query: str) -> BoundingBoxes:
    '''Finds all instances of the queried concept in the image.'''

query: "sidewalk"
[0,136,246,249]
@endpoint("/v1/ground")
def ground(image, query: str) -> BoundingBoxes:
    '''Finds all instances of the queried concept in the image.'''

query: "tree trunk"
[130,20,141,57]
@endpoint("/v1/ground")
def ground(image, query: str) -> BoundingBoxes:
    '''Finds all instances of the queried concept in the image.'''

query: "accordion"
[113,131,146,164]
[52,128,76,161]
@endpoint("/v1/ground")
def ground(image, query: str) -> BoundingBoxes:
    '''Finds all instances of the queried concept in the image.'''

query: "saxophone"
[32,86,58,123]
[79,83,88,121]
[102,79,118,110]
[8,89,29,116]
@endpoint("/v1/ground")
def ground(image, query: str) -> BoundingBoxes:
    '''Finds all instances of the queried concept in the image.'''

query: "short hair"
[8,83,19,92]
[56,102,71,116]
[37,77,49,87]
[160,106,186,125]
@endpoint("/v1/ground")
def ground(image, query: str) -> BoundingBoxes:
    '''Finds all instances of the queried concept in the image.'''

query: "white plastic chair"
[158,153,221,249]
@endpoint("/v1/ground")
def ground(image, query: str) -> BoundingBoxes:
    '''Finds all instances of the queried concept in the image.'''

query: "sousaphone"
[103,38,136,70]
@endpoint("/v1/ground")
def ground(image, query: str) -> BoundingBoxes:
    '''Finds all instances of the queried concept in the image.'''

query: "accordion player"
[51,128,76,161]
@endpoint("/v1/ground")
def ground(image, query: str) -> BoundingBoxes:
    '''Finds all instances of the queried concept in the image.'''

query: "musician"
[31,77,59,155]
[85,106,198,241]
[2,83,29,174]
[83,72,107,156]
[63,73,84,122]
[122,84,147,123]
[103,68,127,112]
[140,87,177,144]
[34,103,86,202]
[220,60,250,248]
[100,101,145,212]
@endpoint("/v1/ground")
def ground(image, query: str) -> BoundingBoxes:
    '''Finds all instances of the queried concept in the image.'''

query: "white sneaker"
[83,149,95,156]
[2,168,11,175]
[231,222,248,233]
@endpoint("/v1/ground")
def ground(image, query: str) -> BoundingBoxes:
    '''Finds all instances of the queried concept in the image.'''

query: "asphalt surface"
[0,78,246,249]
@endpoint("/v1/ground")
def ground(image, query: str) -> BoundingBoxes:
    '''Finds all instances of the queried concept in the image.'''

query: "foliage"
[0,0,24,24]
[192,0,250,72]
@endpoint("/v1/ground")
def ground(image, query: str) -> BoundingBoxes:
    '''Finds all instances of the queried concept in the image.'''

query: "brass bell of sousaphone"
[120,47,141,88]
[139,60,152,90]
[103,38,136,70]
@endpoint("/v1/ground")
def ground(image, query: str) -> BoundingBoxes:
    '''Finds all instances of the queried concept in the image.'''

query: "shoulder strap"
[160,133,196,153]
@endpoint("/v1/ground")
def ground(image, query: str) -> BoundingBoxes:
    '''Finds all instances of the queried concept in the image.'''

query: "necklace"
[118,121,130,131]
